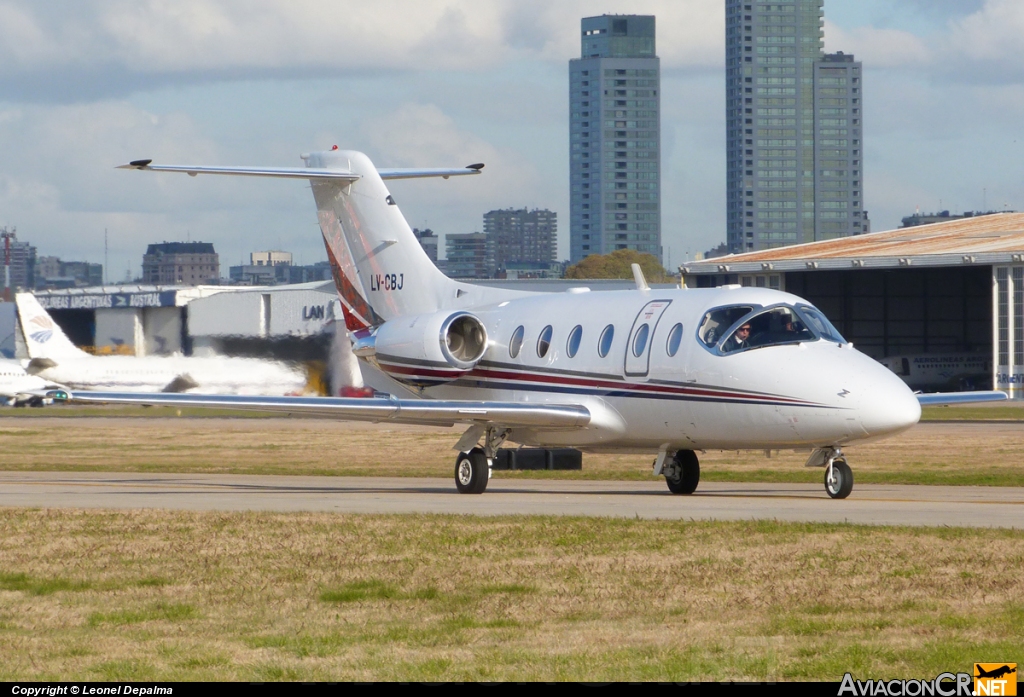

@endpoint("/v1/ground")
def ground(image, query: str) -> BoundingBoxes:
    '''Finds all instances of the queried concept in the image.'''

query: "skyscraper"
[726,0,867,252]
[569,15,661,264]
[484,207,557,272]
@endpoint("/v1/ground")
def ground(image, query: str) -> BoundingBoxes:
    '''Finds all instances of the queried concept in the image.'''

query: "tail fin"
[15,293,90,360]
[117,149,531,322]
[306,150,461,322]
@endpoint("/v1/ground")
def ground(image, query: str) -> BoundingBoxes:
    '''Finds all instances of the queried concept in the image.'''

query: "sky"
[1,0,1023,280]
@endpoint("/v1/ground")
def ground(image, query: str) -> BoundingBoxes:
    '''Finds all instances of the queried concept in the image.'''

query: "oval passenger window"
[537,325,553,357]
[632,324,649,357]
[567,325,583,358]
[666,323,683,357]
[509,325,524,358]
[598,324,614,358]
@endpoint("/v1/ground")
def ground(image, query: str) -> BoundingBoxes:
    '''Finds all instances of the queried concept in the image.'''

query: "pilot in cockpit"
[720,322,751,352]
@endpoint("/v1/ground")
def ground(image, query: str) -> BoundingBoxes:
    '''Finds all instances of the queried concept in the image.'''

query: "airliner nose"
[858,367,921,438]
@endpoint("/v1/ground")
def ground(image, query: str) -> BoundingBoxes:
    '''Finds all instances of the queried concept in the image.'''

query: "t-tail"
[118,149,530,327]
[307,149,462,326]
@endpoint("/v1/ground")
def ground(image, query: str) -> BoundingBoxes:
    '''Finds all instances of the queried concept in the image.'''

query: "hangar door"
[784,267,992,365]
[995,266,1024,399]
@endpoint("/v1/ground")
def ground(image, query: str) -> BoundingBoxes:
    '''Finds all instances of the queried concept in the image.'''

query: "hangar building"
[680,212,1024,399]
[29,280,339,361]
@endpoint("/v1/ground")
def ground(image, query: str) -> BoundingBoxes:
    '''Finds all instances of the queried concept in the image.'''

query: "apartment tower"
[569,15,661,263]
[726,0,866,252]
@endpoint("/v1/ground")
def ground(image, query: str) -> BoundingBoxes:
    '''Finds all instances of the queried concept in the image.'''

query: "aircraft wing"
[916,391,1009,406]
[116,160,483,181]
[57,390,591,429]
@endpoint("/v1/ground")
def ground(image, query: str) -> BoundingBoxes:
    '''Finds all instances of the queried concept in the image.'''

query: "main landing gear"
[661,450,700,495]
[454,426,508,494]
[455,448,490,494]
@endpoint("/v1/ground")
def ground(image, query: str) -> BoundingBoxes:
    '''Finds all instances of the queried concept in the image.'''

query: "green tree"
[564,249,673,282]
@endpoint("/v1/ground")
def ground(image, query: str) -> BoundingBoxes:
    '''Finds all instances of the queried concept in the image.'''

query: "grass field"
[2,406,1021,681]
[2,410,1023,486]
[0,509,1020,681]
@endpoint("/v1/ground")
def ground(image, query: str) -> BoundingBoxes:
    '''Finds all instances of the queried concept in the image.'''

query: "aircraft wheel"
[824,458,853,499]
[666,450,700,495]
[454,447,490,494]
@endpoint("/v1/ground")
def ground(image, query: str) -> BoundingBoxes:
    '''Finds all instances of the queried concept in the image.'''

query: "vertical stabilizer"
[307,150,458,323]
[15,293,90,360]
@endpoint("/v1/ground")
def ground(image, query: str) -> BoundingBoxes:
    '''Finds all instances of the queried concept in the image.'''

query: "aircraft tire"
[825,459,853,499]
[455,448,489,494]
[666,450,700,495]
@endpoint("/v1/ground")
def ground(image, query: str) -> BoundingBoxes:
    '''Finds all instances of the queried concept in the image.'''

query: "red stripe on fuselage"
[376,358,821,406]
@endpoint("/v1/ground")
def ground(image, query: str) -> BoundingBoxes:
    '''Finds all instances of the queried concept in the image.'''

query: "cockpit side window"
[719,306,815,354]
[698,306,754,348]
[798,305,846,344]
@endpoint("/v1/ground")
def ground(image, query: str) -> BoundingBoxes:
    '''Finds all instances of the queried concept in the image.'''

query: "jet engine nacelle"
[356,310,489,386]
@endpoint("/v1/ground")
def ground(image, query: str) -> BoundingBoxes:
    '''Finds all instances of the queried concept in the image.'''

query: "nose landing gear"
[824,457,853,499]
[807,446,854,499]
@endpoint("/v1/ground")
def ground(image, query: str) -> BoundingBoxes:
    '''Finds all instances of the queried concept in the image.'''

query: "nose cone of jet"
[858,365,921,439]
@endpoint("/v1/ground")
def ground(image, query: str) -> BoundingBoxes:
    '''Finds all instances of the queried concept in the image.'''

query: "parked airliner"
[56,148,1006,499]
[18,293,309,396]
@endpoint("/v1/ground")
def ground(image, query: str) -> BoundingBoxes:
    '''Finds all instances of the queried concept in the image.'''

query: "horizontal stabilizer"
[60,391,590,429]
[916,390,1008,406]
[117,161,483,181]
[116,162,362,181]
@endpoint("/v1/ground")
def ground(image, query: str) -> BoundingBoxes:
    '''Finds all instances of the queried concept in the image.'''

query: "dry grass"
[2,412,1023,486]
[0,509,1020,681]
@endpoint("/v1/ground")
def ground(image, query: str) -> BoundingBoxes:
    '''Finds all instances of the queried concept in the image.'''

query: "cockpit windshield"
[698,303,846,354]
[698,306,753,347]
[719,306,815,353]
[798,305,846,344]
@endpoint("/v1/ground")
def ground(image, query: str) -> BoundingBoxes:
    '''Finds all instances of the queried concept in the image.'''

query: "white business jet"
[57,148,1006,498]
[17,292,308,396]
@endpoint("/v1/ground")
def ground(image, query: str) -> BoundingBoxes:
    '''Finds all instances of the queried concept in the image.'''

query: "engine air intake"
[441,313,488,370]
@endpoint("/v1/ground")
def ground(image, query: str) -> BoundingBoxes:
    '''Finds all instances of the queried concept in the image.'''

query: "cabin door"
[624,299,672,377]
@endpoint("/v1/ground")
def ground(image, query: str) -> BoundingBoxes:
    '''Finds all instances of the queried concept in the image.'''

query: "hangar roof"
[682,212,1024,275]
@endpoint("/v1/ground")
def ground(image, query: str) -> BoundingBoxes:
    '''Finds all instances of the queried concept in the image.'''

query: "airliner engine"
[352,310,488,386]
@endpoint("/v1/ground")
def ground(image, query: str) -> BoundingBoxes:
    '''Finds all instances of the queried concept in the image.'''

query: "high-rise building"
[142,242,219,285]
[483,208,557,272]
[569,15,661,264]
[1,227,35,293]
[250,251,292,267]
[444,232,494,279]
[412,228,439,264]
[726,1,867,252]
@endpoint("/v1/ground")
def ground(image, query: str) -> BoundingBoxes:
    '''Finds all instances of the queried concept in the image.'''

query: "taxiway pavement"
[0,472,1020,528]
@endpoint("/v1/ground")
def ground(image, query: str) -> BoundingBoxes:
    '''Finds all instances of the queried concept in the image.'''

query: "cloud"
[823,21,931,69]
[824,0,1024,83]
[356,102,559,251]
[0,0,726,102]
[947,0,1024,62]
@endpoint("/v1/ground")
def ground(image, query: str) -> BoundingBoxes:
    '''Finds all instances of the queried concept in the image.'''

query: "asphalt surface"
[1,471,1021,528]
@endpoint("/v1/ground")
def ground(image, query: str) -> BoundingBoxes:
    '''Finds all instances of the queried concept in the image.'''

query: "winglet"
[631,263,650,291]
